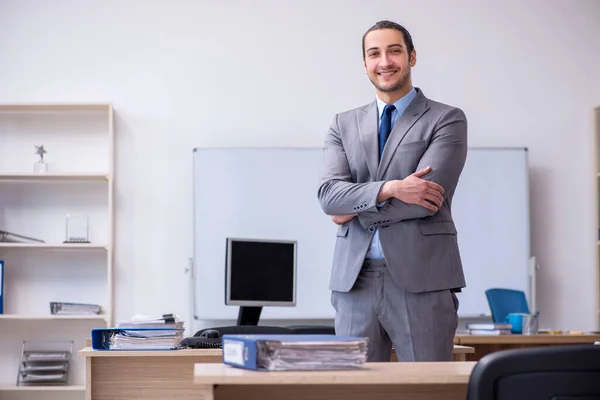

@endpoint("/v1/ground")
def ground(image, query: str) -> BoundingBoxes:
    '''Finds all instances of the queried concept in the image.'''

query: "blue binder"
[91,328,185,350]
[221,334,366,370]
[0,260,4,314]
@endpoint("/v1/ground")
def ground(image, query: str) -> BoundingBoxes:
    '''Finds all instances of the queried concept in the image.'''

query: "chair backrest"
[466,344,600,400]
[485,288,529,323]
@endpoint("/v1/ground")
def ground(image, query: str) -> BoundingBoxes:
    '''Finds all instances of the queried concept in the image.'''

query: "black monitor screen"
[226,238,296,306]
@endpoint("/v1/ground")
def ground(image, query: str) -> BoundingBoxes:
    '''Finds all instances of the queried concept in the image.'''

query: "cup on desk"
[506,312,539,334]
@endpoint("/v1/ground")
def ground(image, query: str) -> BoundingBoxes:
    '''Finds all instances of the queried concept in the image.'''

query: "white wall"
[1,0,599,333]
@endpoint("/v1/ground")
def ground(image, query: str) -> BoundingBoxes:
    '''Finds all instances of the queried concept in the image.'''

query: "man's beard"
[370,68,411,93]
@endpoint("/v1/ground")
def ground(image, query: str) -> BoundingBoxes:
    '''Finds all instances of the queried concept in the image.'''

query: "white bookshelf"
[0,103,114,397]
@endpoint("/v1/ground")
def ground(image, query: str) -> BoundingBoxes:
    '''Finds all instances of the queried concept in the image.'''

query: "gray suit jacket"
[318,88,468,293]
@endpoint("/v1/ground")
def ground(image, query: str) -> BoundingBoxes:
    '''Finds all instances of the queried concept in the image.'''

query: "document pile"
[222,334,368,371]
[466,323,512,335]
[108,328,184,350]
[92,314,185,350]
[116,313,184,330]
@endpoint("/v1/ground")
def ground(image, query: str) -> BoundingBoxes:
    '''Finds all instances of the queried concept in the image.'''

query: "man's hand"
[331,214,358,225]
[377,166,445,212]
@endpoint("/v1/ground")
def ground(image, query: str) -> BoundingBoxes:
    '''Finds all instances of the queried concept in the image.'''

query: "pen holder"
[521,313,539,335]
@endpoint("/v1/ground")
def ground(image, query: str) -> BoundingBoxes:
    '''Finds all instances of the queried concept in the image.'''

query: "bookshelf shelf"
[0,314,107,321]
[0,385,85,391]
[0,243,108,250]
[0,103,110,112]
[0,173,109,181]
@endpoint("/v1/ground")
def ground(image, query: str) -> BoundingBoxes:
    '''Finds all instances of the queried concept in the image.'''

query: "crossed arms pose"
[317,20,468,363]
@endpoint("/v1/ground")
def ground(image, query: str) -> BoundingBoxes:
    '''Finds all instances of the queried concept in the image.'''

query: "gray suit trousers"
[331,260,459,362]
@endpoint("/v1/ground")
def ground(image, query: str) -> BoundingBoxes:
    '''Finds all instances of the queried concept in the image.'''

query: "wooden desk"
[193,362,477,400]
[79,345,474,400]
[455,333,600,361]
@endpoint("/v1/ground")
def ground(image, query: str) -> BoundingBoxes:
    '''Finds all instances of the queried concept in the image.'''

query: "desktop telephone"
[181,325,297,349]
[181,329,222,349]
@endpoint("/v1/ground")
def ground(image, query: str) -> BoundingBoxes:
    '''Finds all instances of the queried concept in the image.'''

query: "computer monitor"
[225,237,297,326]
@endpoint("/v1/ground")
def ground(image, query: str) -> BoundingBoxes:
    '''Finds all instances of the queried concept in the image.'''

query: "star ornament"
[34,145,47,161]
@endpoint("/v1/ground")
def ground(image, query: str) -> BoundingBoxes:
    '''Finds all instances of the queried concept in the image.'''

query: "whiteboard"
[451,147,531,316]
[192,147,530,320]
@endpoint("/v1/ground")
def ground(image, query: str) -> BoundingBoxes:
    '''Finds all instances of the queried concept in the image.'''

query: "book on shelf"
[50,302,102,315]
[222,334,368,371]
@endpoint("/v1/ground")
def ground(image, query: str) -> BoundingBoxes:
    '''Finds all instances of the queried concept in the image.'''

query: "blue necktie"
[379,104,396,160]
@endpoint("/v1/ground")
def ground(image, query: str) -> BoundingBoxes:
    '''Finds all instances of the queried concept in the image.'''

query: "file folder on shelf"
[50,302,102,315]
[92,328,185,350]
[221,334,368,371]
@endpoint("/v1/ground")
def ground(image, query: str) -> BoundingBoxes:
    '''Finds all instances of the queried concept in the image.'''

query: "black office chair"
[466,344,600,400]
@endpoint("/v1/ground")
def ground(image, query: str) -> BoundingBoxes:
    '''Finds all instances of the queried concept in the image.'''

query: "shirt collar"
[376,87,417,119]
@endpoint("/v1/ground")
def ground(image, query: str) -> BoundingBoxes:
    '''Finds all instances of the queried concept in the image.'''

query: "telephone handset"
[181,329,222,349]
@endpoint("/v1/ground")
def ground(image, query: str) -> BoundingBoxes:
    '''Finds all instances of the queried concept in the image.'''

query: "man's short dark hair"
[362,20,415,59]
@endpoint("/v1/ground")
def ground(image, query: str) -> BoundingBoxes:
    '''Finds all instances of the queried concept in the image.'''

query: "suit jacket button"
[368,226,375,232]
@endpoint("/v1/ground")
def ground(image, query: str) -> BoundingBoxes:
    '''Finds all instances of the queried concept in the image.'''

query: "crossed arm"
[318,108,468,227]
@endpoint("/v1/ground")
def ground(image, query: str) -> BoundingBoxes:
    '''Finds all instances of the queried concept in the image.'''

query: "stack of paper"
[117,314,183,329]
[466,323,512,335]
[222,334,368,371]
[103,314,185,350]
[109,329,185,350]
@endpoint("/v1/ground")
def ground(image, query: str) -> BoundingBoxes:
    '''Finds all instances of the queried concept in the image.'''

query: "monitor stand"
[237,306,262,326]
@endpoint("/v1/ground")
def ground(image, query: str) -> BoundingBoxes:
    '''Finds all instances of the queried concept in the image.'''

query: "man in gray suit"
[318,20,468,362]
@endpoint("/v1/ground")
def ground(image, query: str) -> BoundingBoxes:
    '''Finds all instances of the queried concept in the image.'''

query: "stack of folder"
[92,327,185,350]
[466,323,512,335]
[92,314,185,350]
[222,334,368,371]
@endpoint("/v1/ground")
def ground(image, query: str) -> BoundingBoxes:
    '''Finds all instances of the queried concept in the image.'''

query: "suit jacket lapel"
[377,90,430,179]
[357,101,379,180]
